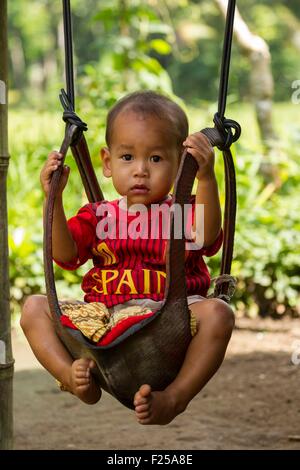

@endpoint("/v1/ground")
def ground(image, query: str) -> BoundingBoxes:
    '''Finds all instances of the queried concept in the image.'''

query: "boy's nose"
[133,161,148,177]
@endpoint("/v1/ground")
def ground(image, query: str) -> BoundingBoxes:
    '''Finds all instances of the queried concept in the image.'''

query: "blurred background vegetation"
[7,0,300,320]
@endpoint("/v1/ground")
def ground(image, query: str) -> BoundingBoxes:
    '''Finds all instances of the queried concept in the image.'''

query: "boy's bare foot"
[68,358,102,404]
[134,384,184,425]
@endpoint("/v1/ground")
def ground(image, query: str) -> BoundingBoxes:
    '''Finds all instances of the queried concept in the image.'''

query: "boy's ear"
[101,147,112,178]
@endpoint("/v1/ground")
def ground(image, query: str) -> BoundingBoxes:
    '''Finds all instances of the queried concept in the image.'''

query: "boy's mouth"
[130,184,149,194]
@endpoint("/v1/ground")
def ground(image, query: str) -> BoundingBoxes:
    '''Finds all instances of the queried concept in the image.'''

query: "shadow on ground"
[14,348,300,450]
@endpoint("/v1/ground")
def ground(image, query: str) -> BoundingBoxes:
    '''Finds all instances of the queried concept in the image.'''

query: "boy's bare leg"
[134,298,234,425]
[20,295,101,405]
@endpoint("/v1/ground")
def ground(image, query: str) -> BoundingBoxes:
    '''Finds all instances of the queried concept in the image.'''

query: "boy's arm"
[194,175,222,247]
[183,133,221,247]
[41,151,78,264]
[43,196,78,264]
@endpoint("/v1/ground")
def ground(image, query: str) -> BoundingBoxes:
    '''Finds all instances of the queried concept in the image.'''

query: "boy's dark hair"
[105,91,188,149]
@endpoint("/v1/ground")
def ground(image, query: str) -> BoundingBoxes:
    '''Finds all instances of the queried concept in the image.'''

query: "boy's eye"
[150,155,161,163]
[121,154,132,161]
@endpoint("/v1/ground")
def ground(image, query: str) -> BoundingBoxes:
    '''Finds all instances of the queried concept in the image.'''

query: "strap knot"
[59,89,88,132]
[213,112,241,150]
[208,274,237,303]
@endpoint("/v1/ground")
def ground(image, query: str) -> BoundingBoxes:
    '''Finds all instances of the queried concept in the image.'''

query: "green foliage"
[207,103,300,317]
[232,146,300,318]
[78,0,174,116]
[9,0,300,106]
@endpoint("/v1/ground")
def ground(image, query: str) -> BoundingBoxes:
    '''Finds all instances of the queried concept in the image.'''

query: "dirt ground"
[12,317,300,450]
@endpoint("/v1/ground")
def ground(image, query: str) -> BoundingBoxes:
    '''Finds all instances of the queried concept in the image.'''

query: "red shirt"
[54,196,222,307]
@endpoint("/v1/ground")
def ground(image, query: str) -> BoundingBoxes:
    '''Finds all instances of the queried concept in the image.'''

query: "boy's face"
[101,110,180,208]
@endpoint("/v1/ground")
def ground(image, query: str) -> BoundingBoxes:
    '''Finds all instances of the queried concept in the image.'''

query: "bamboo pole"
[0,0,14,450]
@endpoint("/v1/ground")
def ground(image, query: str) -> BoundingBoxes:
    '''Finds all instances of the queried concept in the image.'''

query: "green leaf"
[150,39,172,55]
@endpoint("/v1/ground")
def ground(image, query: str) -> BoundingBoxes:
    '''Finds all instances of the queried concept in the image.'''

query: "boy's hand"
[40,151,70,197]
[183,132,215,181]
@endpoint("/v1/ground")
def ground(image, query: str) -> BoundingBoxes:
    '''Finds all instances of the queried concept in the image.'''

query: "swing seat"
[54,297,191,409]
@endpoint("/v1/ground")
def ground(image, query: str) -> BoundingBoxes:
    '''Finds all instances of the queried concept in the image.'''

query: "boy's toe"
[139,384,152,398]
[76,370,89,378]
[134,384,152,408]
[136,412,150,421]
[75,376,90,385]
[138,417,151,425]
[89,360,97,369]
[134,396,148,406]
[135,403,150,413]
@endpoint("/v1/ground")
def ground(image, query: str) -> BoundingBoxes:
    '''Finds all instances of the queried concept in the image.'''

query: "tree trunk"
[215,0,276,144]
[0,0,14,450]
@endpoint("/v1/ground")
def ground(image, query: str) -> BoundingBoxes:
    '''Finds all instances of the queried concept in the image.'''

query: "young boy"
[21,91,234,425]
